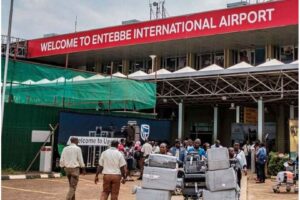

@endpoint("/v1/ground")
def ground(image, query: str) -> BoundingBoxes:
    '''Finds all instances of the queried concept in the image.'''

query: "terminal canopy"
[2,58,156,110]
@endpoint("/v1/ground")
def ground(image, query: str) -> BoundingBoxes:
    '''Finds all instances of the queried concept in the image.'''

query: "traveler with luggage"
[188,138,206,158]
[158,143,172,155]
[170,139,186,167]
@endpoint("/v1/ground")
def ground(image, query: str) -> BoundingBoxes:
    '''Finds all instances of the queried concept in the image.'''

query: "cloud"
[1,0,229,39]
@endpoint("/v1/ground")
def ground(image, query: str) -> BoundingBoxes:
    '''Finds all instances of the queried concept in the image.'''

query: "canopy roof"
[2,58,156,110]
[150,68,172,75]
[199,64,223,71]
[227,61,254,69]
[128,70,147,77]
[257,59,284,67]
[174,66,196,73]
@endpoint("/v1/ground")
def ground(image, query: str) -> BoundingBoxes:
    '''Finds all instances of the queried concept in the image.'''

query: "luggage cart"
[182,152,207,200]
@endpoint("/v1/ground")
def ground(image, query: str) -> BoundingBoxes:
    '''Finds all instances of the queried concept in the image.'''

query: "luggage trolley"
[182,152,207,200]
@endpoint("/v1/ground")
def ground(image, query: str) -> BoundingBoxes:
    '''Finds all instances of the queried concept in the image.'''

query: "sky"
[2,0,243,40]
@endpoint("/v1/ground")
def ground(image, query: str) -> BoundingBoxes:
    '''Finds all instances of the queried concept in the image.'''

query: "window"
[239,49,255,65]
[280,45,294,63]
[214,52,224,67]
[200,54,213,68]
[255,48,265,66]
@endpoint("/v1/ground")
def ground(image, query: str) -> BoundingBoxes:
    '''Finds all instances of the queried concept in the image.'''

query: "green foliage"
[268,151,289,176]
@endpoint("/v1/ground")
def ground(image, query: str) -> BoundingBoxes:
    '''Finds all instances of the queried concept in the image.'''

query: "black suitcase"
[184,152,206,174]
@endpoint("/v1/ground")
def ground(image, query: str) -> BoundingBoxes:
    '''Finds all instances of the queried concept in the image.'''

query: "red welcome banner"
[27,0,298,58]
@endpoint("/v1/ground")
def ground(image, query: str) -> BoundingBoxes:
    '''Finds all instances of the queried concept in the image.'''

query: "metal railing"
[1,35,27,58]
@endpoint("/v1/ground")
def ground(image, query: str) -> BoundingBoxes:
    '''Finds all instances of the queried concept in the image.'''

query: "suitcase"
[206,168,237,192]
[203,189,238,200]
[148,154,177,169]
[184,153,206,173]
[135,187,171,200]
[207,148,230,171]
[142,166,178,191]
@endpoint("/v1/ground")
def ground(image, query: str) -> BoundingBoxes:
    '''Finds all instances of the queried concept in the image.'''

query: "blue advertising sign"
[58,111,171,144]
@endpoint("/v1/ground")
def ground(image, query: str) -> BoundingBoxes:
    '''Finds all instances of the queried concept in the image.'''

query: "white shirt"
[60,143,85,168]
[141,142,153,157]
[243,144,250,156]
[99,147,127,175]
[235,150,247,169]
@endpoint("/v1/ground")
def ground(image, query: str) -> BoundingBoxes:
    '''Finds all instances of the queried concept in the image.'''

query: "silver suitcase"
[148,154,177,169]
[135,187,171,200]
[206,168,237,192]
[207,148,230,171]
[203,189,238,200]
[142,166,178,191]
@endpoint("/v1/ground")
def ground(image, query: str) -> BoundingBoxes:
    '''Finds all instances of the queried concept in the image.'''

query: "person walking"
[138,140,152,180]
[233,143,248,187]
[95,140,127,200]
[124,141,135,181]
[60,137,86,200]
[256,143,267,183]
[242,141,251,169]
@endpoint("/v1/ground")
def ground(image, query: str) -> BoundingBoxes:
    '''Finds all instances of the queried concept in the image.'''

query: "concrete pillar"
[277,105,285,152]
[122,59,129,75]
[224,49,233,68]
[265,44,275,61]
[290,105,295,119]
[178,102,184,139]
[155,56,161,70]
[94,57,102,73]
[236,106,240,123]
[186,53,195,68]
[258,98,264,142]
[213,106,218,142]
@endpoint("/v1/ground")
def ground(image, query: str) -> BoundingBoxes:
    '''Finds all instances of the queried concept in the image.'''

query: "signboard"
[66,136,123,146]
[231,122,276,143]
[27,0,298,58]
[289,119,298,153]
[243,107,258,124]
[31,130,51,142]
[140,124,150,141]
[58,111,171,143]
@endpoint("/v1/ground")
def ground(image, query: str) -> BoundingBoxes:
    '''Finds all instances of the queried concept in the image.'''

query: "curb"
[2,173,61,180]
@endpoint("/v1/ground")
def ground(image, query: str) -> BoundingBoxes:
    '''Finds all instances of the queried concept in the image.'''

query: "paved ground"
[247,174,298,200]
[1,173,298,200]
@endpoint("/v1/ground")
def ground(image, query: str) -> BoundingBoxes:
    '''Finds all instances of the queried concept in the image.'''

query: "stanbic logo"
[140,124,150,141]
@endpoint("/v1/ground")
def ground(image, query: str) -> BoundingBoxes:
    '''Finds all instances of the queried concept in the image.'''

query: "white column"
[258,98,264,142]
[290,105,295,119]
[213,106,218,142]
[236,106,240,123]
[178,102,184,139]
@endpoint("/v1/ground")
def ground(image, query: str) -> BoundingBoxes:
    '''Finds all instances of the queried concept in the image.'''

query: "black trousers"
[237,168,242,188]
[257,162,266,182]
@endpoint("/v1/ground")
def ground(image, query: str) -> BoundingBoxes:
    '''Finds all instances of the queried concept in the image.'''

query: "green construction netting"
[1,58,95,82]
[2,58,156,110]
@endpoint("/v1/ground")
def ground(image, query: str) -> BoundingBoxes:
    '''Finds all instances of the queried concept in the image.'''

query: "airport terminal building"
[3,0,298,152]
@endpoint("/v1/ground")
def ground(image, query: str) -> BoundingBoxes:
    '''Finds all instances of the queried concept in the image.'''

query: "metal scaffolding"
[153,65,298,106]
